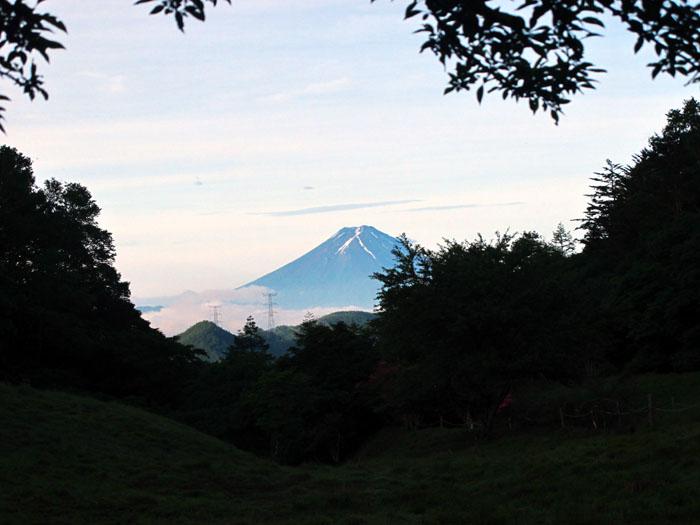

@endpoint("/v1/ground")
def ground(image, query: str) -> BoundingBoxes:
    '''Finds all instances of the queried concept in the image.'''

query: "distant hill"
[263,310,377,355]
[177,311,377,360]
[176,321,291,359]
[176,321,235,361]
[263,325,298,357]
[239,225,400,309]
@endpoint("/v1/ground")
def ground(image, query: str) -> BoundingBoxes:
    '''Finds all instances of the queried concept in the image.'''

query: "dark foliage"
[178,316,273,452]
[579,98,700,371]
[0,146,201,406]
[0,0,229,129]
[393,0,700,121]
[179,317,380,464]
[373,231,585,432]
[134,0,231,31]
[247,319,381,464]
[0,0,66,132]
[370,98,700,434]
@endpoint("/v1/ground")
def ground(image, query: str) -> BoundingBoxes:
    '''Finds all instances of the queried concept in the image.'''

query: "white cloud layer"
[137,286,369,336]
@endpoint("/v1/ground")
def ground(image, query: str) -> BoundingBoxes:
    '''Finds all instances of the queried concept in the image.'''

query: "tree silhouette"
[0,145,201,403]
[551,223,576,255]
[228,315,270,356]
[578,98,700,371]
[246,319,380,463]
[373,231,580,432]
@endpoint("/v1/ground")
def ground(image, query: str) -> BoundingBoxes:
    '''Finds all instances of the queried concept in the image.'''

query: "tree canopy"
[1,0,699,128]
[373,230,581,431]
[578,98,700,371]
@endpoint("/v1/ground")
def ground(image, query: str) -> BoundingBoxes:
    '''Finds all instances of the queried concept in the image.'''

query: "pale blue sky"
[5,0,695,297]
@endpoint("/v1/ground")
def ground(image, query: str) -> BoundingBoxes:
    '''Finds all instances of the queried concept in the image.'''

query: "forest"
[1,98,699,466]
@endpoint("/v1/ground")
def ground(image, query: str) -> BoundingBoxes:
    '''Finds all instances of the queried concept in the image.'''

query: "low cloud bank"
[136,287,371,336]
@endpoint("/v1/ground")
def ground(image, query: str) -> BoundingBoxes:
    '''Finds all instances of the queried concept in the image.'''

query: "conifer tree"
[228,316,270,355]
[551,223,576,256]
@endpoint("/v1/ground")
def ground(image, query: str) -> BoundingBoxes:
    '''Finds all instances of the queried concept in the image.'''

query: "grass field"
[2,373,700,524]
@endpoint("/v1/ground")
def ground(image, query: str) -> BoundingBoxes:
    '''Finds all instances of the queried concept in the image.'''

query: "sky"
[4,0,696,303]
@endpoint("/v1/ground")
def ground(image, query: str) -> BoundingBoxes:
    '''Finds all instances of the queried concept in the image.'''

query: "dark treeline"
[0,149,202,408]
[180,316,380,463]
[1,99,699,464]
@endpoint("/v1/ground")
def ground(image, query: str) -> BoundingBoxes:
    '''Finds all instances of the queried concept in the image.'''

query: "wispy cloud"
[406,202,525,212]
[78,71,127,94]
[254,199,421,217]
[260,77,351,103]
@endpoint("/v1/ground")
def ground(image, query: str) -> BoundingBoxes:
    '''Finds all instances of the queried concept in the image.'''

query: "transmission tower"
[209,305,221,325]
[263,292,277,330]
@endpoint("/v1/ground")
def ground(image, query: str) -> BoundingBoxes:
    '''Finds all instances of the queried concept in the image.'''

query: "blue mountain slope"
[240,226,400,309]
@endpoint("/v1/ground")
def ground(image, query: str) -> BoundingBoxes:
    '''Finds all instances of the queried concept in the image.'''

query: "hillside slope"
[264,311,376,355]
[0,383,287,524]
[3,375,700,524]
[178,311,376,360]
[176,320,235,361]
[318,310,376,326]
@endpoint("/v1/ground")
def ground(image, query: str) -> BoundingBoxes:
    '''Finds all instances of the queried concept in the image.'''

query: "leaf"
[185,6,205,21]
[581,16,605,28]
[404,1,419,19]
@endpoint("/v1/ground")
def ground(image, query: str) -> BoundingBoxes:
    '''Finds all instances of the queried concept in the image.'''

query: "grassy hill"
[0,383,286,524]
[3,373,700,524]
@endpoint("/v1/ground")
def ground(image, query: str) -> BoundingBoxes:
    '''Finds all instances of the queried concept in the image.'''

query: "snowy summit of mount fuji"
[240,225,401,309]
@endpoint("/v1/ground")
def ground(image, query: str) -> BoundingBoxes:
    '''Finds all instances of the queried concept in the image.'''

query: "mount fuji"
[240,225,401,309]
